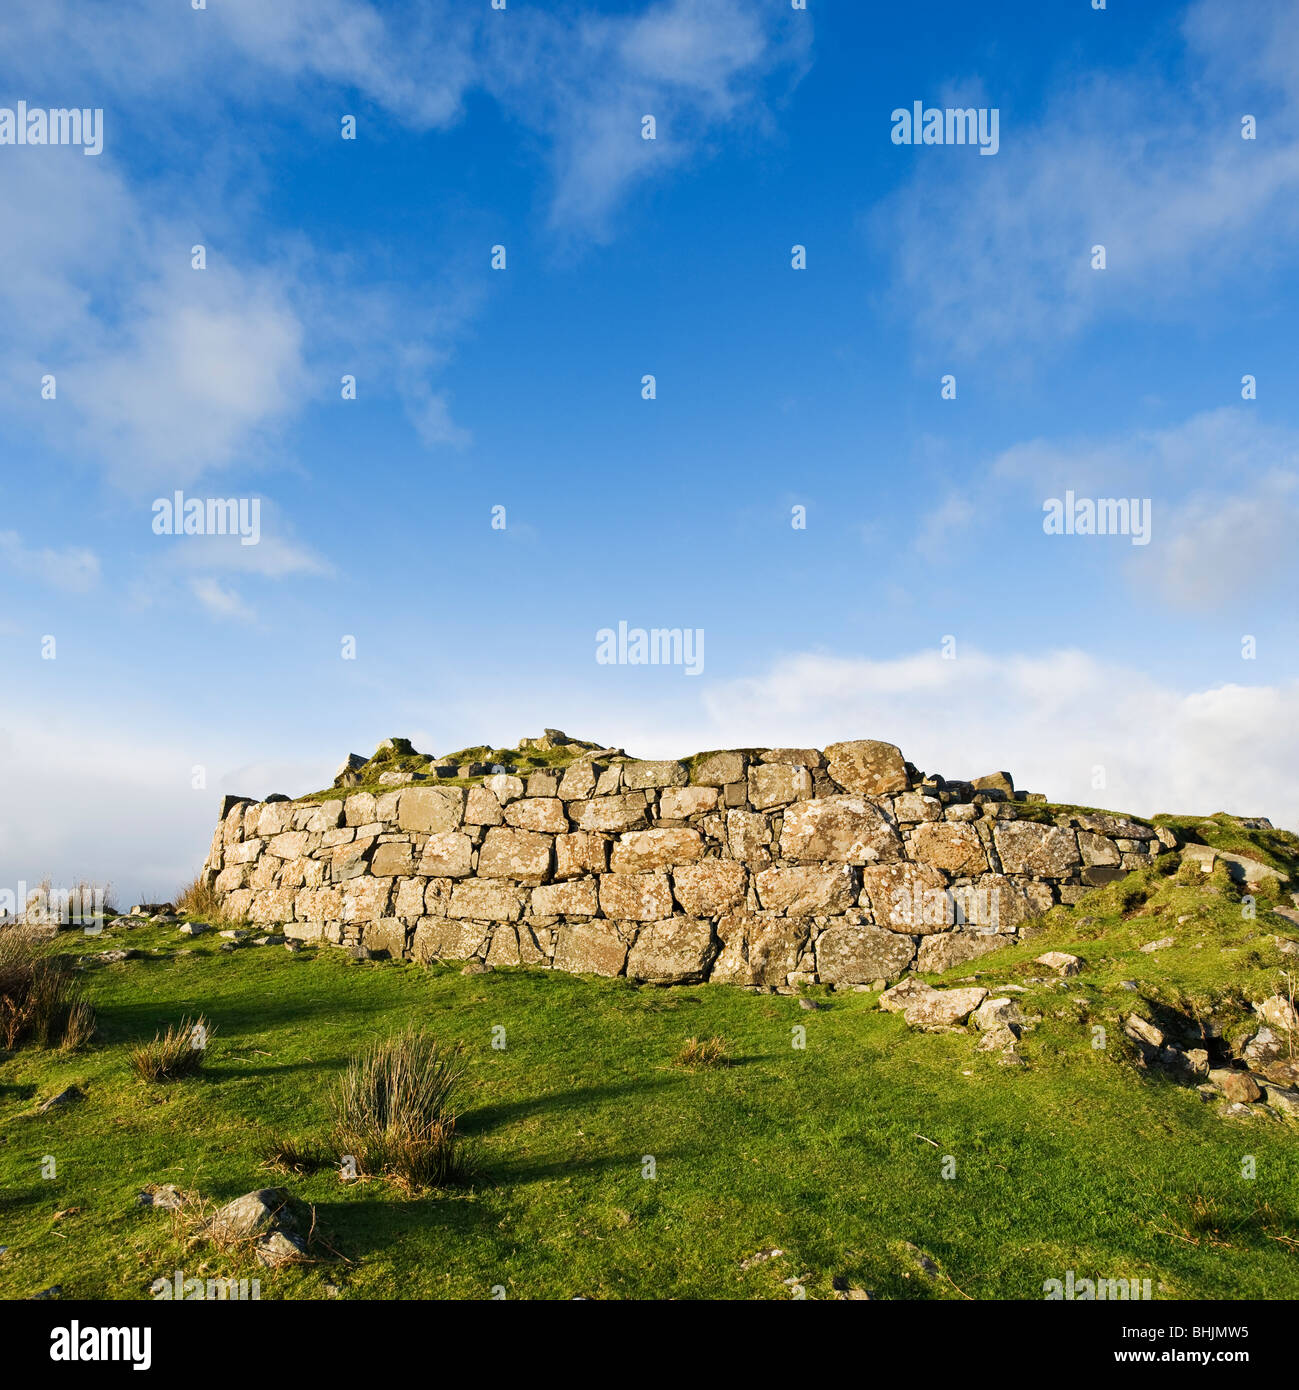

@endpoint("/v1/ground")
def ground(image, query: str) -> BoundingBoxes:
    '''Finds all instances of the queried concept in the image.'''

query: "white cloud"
[191,578,255,624]
[874,0,1299,352]
[0,531,100,592]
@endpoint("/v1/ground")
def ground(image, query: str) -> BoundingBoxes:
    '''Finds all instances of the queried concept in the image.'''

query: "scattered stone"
[209,1189,295,1243]
[971,997,1025,1031]
[740,1247,784,1271]
[255,1230,309,1267]
[1258,995,1298,1034]
[178,923,211,937]
[1123,1015,1165,1048]
[218,929,252,941]
[38,1086,85,1113]
[33,1286,62,1300]
[1140,937,1175,953]
[1117,980,1140,991]
[92,948,140,963]
[1210,1069,1263,1105]
[878,977,934,1013]
[903,987,988,1031]
[976,1024,1020,1054]
[252,934,285,947]
[1035,951,1082,977]
[1243,1027,1283,1066]
[137,1185,186,1211]
[798,997,822,1011]
[461,961,492,975]
[350,946,376,961]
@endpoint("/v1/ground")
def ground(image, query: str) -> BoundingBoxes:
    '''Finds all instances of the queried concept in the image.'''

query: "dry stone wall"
[200,739,1178,988]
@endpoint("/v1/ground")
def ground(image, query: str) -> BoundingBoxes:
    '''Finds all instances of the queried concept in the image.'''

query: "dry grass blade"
[672,1035,729,1069]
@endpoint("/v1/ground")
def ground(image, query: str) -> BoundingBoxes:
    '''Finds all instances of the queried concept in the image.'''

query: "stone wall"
[200,739,1178,988]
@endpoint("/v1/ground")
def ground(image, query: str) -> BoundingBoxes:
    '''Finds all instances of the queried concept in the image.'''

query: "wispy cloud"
[0,531,100,592]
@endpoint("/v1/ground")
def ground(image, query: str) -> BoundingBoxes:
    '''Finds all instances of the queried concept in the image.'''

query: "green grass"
[1,849,1297,1302]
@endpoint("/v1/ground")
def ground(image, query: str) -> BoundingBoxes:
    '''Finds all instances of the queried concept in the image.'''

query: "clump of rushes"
[673,1036,730,1069]
[0,927,93,1051]
[129,1016,215,1082]
[331,1029,471,1191]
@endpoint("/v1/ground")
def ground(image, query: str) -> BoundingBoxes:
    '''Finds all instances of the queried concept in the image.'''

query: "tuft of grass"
[0,927,92,1051]
[673,1035,729,1069]
[128,1016,215,1082]
[175,873,249,930]
[331,1029,470,1191]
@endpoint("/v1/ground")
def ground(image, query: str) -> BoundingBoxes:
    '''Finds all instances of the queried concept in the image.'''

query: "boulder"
[552,922,629,977]
[670,861,748,917]
[1035,951,1082,977]
[209,1189,294,1242]
[993,823,1081,876]
[477,828,553,884]
[909,822,989,875]
[823,740,909,796]
[916,933,1013,973]
[756,865,857,916]
[903,987,988,1030]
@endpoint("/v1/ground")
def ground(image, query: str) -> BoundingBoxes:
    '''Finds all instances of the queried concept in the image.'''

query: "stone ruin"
[200,736,1179,988]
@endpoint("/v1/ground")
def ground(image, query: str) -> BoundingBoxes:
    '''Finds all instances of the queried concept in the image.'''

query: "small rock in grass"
[1212,1070,1262,1104]
[137,1184,186,1211]
[219,929,251,941]
[1123,1015,1164,1048]
[38,1086,85,1113]
[209,1189,295,1242]
[33,1286,62,1300]
[740,1247,784,1271]
[1035,952,1082,976]
[178,923,211,937]
[798,998,821,1011]
[1140,936,1175,953]
[255,1230,308,1267]
[461,961,492,975]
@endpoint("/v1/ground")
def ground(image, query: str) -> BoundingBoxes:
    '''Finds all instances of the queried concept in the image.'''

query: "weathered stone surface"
[417,832,473,879]
[916,932,1012,973]
[860,860,949,933]
[576,793,650,834]
[599,873,674,921]
[815,925,917,984]
[463,787,504,826]
[484,773,525,804]
[659,786,719,819]
[341,878,392,922]
[1078,831,1121,866]
[748,762,813,810]
[448,880,525,922]
[971,771,1014,796]
[903,987,988,1030]
[711,911,807,987]
[397,787,464,833]
[726,810,773,863]
[210,1189,292,1242]
[1259,995,1298,1034]
[756,864,857,916]
[370,841,414,877]
[413,917,488,963]
[671,860,748,916]
[893,792,942,822]
[909,823,988,876]
[249,887,298,924]
[610,828,704,873]
[878,977,934,1012]
[1035,951,1082,977]
[626,918,716,983]
[267,830,309,860]
[557,761,599,800]
[779,797,902,864]
[477,828,552,884]
[690,751,749,786]
[824,740,909,796]
[993,823,1081,876]
[553,922,628,976]
[505,797,568,833]
[554,831,609,879]
[621,759,688,790]
[972,997,1025,1031]
[531,879,599,916]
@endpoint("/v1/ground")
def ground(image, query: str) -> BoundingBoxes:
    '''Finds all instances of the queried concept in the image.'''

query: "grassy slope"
[2,836,1298,1301]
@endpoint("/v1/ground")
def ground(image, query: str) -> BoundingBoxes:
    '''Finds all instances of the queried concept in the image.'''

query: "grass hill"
[1,818,1296,1300]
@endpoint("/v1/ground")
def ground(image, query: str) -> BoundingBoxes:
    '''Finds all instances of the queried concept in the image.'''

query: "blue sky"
[2,0,1298,904]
